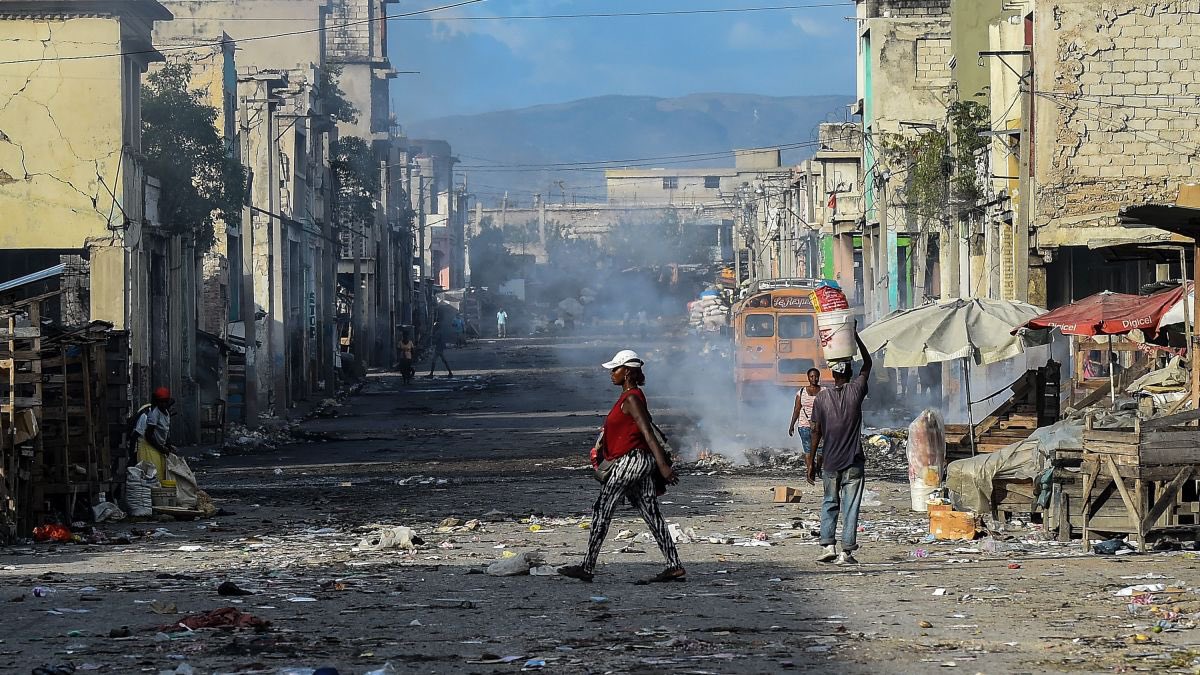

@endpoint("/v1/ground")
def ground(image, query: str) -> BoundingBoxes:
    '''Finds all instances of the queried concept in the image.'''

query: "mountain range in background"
[402,93,855,208]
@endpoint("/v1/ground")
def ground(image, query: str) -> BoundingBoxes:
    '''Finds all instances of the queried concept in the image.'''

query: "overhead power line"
[0,0,486,66]
[158,3,853,22]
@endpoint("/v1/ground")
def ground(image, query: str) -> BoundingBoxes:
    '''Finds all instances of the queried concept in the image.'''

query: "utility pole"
[877,170,890,319]
[418,176,427,287]
[351,201,363,365]
[238,98,257,425]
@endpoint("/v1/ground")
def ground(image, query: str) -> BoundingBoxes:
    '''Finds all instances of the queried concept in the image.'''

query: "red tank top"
[603,388,648,461]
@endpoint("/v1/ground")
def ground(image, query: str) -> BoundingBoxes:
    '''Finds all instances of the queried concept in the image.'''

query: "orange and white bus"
[731,279,833,402]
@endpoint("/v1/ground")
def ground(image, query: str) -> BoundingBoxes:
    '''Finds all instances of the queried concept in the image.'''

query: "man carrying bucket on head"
[807,324,872,565]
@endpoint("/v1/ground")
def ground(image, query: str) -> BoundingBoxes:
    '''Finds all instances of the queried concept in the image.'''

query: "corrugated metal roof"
[0,264,66,293]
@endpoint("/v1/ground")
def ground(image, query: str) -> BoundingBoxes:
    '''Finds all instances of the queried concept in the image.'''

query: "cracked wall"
[0,17,126,249]
[1033,0,1200,246]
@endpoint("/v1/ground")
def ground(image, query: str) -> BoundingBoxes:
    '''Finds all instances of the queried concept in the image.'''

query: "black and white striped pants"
[583,450,682,573]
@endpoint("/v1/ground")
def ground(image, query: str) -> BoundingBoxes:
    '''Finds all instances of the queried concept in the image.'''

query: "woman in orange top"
[560,350,683,583]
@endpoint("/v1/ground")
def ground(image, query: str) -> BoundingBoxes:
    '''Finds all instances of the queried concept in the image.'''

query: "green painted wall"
[950,0,1006,100]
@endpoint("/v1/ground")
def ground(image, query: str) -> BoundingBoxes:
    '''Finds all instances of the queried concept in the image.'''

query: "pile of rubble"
[221,421,307,454]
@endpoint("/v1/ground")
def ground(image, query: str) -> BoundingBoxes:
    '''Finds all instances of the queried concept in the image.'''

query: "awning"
[1120,203,1200,237]
[1016,288,1183,336]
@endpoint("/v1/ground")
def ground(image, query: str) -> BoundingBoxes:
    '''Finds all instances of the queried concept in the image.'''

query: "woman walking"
[787,367,822,455]
[560,350,684,583]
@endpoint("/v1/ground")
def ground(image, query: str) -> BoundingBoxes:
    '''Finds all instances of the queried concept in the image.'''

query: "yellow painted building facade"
[0,12,149,248]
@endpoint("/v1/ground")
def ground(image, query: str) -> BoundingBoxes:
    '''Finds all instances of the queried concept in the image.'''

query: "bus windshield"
[778,314,815,339]
[744,314,774,337]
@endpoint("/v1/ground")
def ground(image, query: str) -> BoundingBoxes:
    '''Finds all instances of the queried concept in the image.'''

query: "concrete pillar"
[939,223,955,301]
[89,244,127,329]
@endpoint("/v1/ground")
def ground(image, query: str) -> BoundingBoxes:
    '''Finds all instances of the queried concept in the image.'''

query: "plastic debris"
[1115,584,1166,597]
[1093,537,1134,555]
[32,524,73,543]
[159,607,269,632]
[356,526,421,551]
[486,550,545,576]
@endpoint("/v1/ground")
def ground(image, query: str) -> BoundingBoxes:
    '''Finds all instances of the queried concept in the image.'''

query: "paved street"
[2,336,1198,674]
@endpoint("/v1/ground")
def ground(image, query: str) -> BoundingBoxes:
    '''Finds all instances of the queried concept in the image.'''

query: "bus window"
[779,358,817,374]
[744,314,774,337]
[779,315,815,339]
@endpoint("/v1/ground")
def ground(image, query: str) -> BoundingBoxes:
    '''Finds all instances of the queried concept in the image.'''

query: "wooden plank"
[1104,456,1141,534]
[1073,379,1113,410]
[1143,408,1200,430]
[1084,440,1140,456]
[1081,461,1096,551]
[0,327,40,339]
[1140,429,1200,444]
[1083,450,1138,466]
[1141,444,1200,466]
[1141,467,1195,533]
[1083,429,1140,444]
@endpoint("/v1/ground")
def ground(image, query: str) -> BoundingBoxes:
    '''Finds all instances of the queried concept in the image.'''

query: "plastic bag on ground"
[92,501,126,523]
[906,409,946,512]
[486,550,545,576]
[165,453,200,509]
[356,526,418,551]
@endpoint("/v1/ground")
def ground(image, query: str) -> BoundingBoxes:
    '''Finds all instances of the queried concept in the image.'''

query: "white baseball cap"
[602,349,644,369]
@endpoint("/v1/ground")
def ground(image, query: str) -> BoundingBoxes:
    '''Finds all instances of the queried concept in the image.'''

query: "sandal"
[635,567,686,585]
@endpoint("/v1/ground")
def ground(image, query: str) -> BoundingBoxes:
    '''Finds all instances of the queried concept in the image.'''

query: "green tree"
[317,65,358,124]
[331,136,380,231]
[141,62,246,251]
[879,100,990,224]
[947,100,990,209]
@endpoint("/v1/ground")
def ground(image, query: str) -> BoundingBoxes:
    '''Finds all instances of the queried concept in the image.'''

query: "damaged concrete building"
[847,0,1200,319]
[0,0,173,401]
[0,0,466,457]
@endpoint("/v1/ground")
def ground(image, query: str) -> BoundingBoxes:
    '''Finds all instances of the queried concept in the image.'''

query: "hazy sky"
[387,0,856,122]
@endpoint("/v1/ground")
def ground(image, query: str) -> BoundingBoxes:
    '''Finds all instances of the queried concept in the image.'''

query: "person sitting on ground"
[425,320,454,378]
[560,350,683,584]
[787,367,822,455]
[132,386,175,480]
[807,326,873,565]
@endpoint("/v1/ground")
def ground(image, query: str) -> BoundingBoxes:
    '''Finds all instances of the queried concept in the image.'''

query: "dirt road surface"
[2,336,1198,674]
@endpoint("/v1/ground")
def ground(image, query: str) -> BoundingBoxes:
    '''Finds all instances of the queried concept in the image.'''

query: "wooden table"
[1080,412,1200,551]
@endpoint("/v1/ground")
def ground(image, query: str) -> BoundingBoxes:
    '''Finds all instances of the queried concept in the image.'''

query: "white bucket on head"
[817,309,856,361]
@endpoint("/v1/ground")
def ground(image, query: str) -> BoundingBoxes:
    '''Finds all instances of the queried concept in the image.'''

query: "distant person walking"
[452,313,467,347]
[398,330,416,385]
[425,320,454,378]
[560,350,683,584]
[787,367,822,455]
[496,308,508,338]
[807,327,872,565]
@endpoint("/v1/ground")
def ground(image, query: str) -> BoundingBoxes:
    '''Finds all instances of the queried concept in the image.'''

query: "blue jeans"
[796,427,813,455]
[819,460,866,551]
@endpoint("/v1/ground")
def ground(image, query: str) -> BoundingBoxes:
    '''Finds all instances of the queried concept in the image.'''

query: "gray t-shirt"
[134,406,170,447]
[812,373,869,472]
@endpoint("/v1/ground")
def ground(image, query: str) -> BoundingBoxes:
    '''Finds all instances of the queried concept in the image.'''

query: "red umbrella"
[1017,288,1184,336]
